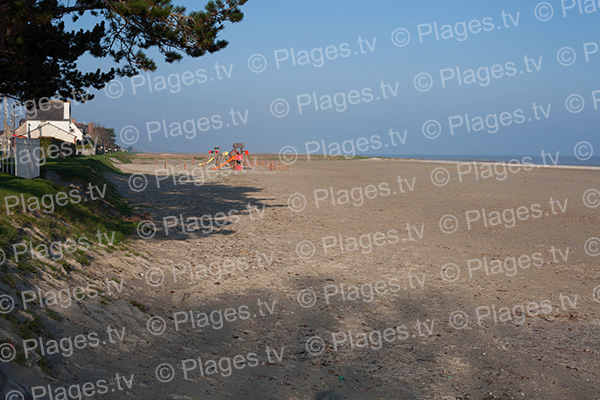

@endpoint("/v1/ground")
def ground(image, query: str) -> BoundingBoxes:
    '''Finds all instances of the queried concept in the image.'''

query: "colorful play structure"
[153,143,290,172]
[212,143,247,170]
[198,147,221,167]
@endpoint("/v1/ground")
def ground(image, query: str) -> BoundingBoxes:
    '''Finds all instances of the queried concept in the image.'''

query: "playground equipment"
[149,142,290,172]
[217,150,230,166]
[152,145,290,173]
[212,143,249,170]
[199,147,220,167]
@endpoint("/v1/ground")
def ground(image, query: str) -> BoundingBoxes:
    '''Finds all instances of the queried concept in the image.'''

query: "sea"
[373,155,600,167]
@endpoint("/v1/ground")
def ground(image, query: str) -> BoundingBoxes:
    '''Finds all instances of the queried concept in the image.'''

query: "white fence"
[0,137,40,179]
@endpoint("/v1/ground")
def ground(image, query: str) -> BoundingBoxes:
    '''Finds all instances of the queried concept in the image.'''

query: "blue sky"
[72,0,600,157]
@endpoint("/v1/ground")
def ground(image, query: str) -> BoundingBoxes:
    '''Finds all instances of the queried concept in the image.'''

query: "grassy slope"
[0,153,135,272]
[0,153,136,372]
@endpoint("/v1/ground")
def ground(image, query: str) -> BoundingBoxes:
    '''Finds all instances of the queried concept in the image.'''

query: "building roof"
[75,122,92,135]
[26,100,68,121]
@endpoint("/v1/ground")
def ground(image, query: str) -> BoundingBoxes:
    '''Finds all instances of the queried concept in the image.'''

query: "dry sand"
[7,157,600,400]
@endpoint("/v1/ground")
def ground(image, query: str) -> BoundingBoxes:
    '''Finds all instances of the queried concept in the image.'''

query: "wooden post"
[184,162,187,170]
[154,157,157,165]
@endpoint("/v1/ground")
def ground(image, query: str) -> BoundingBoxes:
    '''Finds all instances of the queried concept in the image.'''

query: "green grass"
[0,155,135,274]
[41,155,132,215]
[16,315,44,340]
[1,273,16,288]
[108,152,135,164]
[73,249,90,266]
[130,300,148,312]
[45,308,62,322]
[38,355,53,374]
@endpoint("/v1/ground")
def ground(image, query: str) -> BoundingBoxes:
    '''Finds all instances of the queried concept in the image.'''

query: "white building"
[15,100,85,143]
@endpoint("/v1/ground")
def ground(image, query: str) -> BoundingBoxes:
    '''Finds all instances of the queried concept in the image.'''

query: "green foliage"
[130,300,148,312]
[45,308,63,322]
[38,137,77,159]
[38,355,53,374]
[17,315,44,340]
[0,0,247,102]
[74,249,90,266]
[1,273,17,289]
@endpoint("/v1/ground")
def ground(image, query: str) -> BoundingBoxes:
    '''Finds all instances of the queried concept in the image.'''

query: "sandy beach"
[3,1,600,399]
[8,156,596,400]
